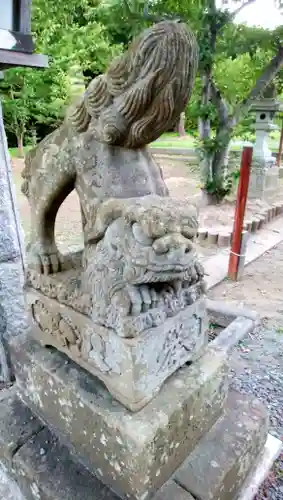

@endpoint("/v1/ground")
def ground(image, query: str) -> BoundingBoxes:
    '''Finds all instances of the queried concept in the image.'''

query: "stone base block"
[0,388,271,500]
[10,333,228,500]
[174,391,269,500]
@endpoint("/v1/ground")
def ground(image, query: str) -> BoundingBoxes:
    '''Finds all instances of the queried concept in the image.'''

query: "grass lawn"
[9,146,31,158]
[151,132,281,153]
[8,131,281,158]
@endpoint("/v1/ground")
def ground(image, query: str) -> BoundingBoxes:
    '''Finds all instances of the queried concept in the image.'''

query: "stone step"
[174,390,269,500]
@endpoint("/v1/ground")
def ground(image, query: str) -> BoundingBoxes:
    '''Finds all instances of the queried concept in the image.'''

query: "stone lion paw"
[26,244,62,274]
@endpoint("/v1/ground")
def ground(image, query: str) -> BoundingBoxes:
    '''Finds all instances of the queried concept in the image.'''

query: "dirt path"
[208,245,283,322]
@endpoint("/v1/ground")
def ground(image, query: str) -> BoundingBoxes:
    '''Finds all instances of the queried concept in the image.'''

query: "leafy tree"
[1,0,120,151]
[32,0,120,82]
[0,65,71,155]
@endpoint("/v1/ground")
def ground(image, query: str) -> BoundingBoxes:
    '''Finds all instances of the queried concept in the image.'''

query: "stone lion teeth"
[126,285,142,315]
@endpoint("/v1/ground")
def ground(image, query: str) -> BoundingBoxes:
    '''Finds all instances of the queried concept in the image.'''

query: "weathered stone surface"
[0,262,28,341]
[0,261,28,380]
[24,195,209,410]
[24,193,208,409]
[153,481,195,500]
[0,463,27,500]
[248,161,279,201]
[11,333,228,500]
[0,388,43,466]
[0,104,24,265]
[0,103,27,381]
[0,209,20,263]
[0,389,120,500]
[26,288,208,410]
[13,427,120,500]
[174,391,269,500]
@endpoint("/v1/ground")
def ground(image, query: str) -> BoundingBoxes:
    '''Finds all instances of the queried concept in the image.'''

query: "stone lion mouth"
[127,278,199,316]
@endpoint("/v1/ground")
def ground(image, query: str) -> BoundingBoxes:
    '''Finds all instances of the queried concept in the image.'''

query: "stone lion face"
[83,196,204,320]
[102,217,196,284]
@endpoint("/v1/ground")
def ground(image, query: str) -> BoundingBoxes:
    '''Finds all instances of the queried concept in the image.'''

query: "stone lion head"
[71,21,199,148]
[82,196,205,333]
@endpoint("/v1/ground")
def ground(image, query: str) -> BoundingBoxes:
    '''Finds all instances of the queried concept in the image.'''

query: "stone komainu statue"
[23,21,206,410]
[21,21,199,274]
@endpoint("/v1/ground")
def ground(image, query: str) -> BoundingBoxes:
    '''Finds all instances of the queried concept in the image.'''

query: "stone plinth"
[0,382,272,500]
[10,332,228,500]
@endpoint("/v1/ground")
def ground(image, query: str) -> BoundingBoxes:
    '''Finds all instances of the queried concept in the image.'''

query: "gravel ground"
[209,243,283,499]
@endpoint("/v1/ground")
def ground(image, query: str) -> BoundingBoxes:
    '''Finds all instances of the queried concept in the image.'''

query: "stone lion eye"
[132,223,153,246]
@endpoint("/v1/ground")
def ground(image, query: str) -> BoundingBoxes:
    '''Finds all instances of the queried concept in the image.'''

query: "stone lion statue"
[82,195,205,337]
[21,21,199,274]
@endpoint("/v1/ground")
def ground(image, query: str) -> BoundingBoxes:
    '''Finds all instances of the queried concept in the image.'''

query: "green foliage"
[32,0,120,76]
[1,0,119,148]
[203,176,233,201]
[0,64,71,150]
[214,49,275,106]
[1,0,283,175]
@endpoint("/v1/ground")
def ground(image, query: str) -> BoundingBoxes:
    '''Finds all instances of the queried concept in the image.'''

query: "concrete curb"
[237,434,282,500]
[197,204,283,249]
[204,216,283,290]
[206,299,260,353]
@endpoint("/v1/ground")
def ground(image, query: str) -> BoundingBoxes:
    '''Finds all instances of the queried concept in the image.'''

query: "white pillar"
[0,100,27,381]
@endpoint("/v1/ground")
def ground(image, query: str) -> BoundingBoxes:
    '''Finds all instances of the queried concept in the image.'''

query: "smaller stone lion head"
[83,196,204,330]
[70,21,199,148]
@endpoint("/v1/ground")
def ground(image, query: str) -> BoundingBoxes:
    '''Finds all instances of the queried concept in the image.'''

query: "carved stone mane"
[70,21,199,148]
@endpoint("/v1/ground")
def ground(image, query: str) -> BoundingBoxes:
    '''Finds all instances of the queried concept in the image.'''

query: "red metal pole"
[228,146,253,281]
[277,115,283,167]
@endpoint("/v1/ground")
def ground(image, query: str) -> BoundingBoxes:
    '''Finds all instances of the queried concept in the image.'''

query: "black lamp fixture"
[0,0,48,69]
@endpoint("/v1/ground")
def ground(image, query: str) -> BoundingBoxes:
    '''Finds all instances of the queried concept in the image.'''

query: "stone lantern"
[248,83,283,199]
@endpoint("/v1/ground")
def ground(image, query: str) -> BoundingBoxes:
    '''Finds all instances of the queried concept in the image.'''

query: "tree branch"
[234,45,283,122]
[122,0,181,23]
[210,79,229,125]
[232,0,257,18]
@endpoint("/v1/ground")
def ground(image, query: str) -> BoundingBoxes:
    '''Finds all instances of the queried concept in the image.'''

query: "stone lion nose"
[152,234,193,255]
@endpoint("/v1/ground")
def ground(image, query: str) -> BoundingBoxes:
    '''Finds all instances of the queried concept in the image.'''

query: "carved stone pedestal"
[24,251,208,411]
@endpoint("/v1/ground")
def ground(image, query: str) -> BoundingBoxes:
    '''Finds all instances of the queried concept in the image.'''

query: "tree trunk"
[198,73,212,183]
[17,133,24,158]
[211,126,232,182]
